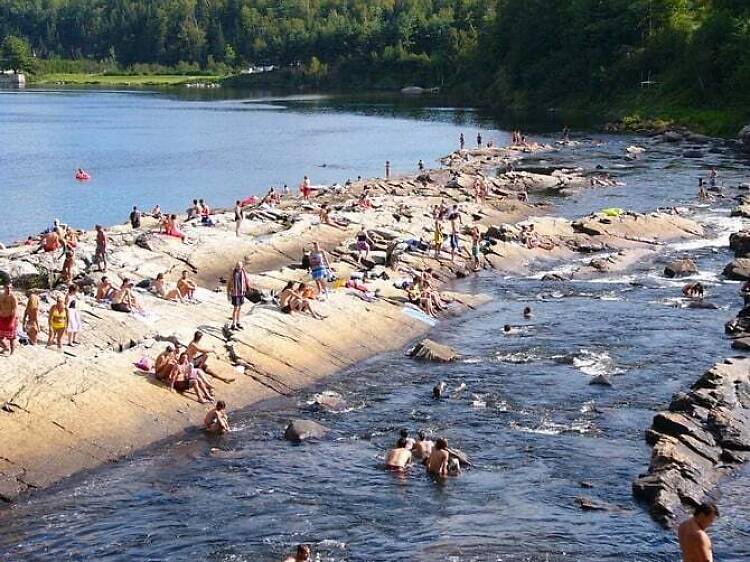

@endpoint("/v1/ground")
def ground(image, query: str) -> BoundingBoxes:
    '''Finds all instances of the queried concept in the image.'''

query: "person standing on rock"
[227,261,249,331]
[0,284,18,355]
[23,290,40,345]
[433,217,445,260]
[94,224,108,272]
[234,200,244,237]
[477,132,482,147]
[678,502,719,562]
[418,159,425,172]
[47,295,67,351]
[385,160,391,179]
[355,227,374,264]
[129,206,141,229]
[448,204,463,263]
[459,133,465,150]
[65,285,82,347]
[470,226,482,272]
[309,241,331,298]
[300,176,312,200]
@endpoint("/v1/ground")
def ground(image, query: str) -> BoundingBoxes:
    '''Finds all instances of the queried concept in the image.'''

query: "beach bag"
[245,288,263,304]
[135,356,153,372]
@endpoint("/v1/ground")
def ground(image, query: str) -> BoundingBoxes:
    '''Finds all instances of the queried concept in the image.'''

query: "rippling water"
[1,91,749,561]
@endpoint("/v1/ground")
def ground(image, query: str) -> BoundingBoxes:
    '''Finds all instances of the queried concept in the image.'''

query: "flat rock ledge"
[632,358,750,527]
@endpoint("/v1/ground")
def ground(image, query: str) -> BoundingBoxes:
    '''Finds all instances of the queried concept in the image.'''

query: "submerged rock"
[409,339,457,362]
[284,419,330,443]
[730,230,750,257]
[312,391,348,412]
[589,374,613,387]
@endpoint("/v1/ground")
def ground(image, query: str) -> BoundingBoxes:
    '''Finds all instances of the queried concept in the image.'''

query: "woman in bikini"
[355,228,374,263]
[23,290,40,345]
[169,352,213,403]
[47,296,67,350]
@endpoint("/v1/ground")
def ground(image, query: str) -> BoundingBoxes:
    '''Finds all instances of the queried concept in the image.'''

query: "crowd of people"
[383,429,462,477]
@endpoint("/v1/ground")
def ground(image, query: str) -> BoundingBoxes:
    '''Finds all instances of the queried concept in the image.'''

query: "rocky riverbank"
[0,140,706,502]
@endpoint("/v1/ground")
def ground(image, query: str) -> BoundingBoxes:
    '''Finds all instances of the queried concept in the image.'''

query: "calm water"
[0,91,749,561]
[0,89,492,243]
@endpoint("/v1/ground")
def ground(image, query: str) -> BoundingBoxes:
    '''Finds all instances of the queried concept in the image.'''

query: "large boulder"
[723,258,750,280]
[408,339,457,362]
[731,205,750,219]
[664,258,697,278]
[730,230,750,257]
[632,358,750,527]
[682,150,704,159]
[284,419,330,443]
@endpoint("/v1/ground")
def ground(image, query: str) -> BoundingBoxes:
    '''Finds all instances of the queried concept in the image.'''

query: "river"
[0,89,748,561]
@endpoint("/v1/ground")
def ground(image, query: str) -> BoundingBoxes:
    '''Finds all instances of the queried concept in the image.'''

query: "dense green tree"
[0,35,35,73]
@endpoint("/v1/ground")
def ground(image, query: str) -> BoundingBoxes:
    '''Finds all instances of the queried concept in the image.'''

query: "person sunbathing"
[152,273,183,302]
[177,270,197,301]
[278,282,324,319]
[186,331,234,383]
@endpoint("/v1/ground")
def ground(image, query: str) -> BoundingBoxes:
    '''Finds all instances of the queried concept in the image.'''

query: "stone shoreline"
[0,141,705,502]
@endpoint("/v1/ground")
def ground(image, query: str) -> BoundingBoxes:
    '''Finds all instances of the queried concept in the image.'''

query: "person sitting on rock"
[283,544,311,562]
[177,270,197,301]
[154,345,178,381]
[682,282,705,300]
[204,400,230,434]
[426,438,450,477]
[169,352,213,403]
[384,437,412,470]
[96,276,115,302]
[186,331,234,383]
[152,273,183,302]
[111,279,140,313]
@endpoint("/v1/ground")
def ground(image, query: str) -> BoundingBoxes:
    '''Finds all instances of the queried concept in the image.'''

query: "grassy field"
[30,73,225,86]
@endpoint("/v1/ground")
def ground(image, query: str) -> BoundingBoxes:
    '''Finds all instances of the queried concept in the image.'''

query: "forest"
[1,1,750,128]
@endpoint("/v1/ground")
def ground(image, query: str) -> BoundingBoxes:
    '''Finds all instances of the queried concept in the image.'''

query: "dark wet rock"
[739,124,750,150]
[284,419,330,443]
[664,258,697,278]
[682,150,704,159]
[723,258,750,280]
[409,339,457,363]
[660,131,684,143]
[541,272,572,282]
[589,374,613,387]
[447,447,472,467]
[579,481,595,489]
[576,496,612,511]
[570,241,607,253]
[730,230,750,257]
[684,300,719,310]
[633,358,750,527]
[485,224,520,242]
[731,338,750,351]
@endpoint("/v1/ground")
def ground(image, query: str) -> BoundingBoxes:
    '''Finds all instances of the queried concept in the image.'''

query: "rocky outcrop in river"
[632,358,750,527]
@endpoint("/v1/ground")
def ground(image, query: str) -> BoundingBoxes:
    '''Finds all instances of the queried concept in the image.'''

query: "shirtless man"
[448,205,462,263]
[186,331,234,383]
[426,438,450,476]
[177,270,197,301]
[204,400,230,434]
[412,431,434,461]
[94,224,108,272]
[283,544,311,562]
[22,290,40,345]
[96,276,115,301]
[0,284,18,355]
[384,437,412,470]
[678,502,719,562]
